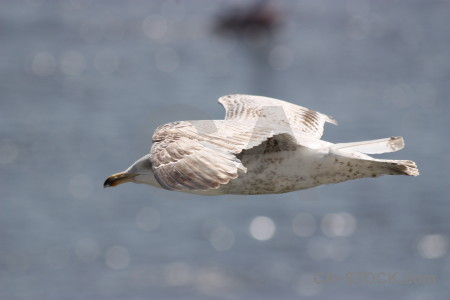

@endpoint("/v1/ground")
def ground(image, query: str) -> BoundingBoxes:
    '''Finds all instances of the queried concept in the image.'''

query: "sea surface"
[0,1,449,299]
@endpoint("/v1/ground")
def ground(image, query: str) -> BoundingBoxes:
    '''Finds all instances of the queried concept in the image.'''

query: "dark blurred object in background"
[213,0,281,38]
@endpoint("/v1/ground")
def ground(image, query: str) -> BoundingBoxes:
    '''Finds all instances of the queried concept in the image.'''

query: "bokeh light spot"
[418,234,448,259]
[105,245,130,270]
[210,226,234,251]
[321,212,356,237]
[249,216,276,241]
[142,15,168,40]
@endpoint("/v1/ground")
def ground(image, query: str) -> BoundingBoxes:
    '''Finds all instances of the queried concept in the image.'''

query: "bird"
[104,94,419,195]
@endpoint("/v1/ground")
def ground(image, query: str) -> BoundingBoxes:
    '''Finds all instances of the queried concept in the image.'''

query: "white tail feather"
[333,137,404,154]
[374,159,420,176]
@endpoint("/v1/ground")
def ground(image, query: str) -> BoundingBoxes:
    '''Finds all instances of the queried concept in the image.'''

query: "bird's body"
[104,95,418,195]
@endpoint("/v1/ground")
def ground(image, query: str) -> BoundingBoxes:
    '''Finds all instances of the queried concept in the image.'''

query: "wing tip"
[218,94,239,105]
[389,136,404,151]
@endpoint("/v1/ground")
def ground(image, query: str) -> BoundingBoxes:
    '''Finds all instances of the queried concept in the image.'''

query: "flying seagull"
[104,94,419,195]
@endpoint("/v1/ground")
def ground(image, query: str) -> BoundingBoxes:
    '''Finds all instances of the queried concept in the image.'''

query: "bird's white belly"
[214,147,331,195]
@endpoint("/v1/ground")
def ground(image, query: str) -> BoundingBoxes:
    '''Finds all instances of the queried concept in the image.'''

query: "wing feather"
[150,120,288,191]
[150,94,326,191]
[219,94,336,139]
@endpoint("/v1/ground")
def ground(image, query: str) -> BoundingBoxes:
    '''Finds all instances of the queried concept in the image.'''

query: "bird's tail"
[332,136,419,177]
[371,159,419,176]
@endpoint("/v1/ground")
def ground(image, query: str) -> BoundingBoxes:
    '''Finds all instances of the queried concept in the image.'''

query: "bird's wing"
[150,120,297,191]
[218,94,337,139]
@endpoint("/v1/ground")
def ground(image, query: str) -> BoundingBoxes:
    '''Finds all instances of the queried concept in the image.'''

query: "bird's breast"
[221,149,323,195]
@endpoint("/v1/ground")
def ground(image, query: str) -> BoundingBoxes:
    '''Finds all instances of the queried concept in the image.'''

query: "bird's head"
[104,154,160,188]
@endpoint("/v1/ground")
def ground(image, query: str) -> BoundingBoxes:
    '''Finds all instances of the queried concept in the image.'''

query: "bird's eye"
[146,158,153,169]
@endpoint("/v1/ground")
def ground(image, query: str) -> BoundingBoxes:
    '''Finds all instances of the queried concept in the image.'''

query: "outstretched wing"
[150,120,295,191]
[219,94,337,139]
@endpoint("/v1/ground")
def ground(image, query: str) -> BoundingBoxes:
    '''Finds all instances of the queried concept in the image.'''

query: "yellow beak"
[104,172,137,188]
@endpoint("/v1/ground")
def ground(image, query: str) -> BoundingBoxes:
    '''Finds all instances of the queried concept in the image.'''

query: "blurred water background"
[0,0,449,299]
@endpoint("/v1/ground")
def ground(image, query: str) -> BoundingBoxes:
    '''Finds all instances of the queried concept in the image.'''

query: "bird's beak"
[104,172,137,188]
